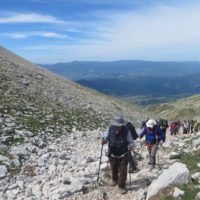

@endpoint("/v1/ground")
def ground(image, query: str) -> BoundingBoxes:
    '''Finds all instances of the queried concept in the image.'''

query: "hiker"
[159,119,168,142]
[126,122,139,173]
[194,121,199,133]
[182,120,188,134]
[191,120,195,133]
[139,119,164,170]
[101,116,135,194]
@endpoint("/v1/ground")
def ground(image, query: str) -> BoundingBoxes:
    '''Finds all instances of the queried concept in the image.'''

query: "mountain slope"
[0,46,148,200]
[147,95,200,120]
[0,46,145,135]
[1,46,200,200]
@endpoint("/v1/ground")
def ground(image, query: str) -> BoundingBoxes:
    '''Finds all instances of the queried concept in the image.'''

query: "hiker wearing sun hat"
[101,116,135,194]
[139,119,164,170]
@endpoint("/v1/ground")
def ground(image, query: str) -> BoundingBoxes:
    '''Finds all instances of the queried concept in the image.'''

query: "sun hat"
[110,116,127,127]
[146,119,156,128]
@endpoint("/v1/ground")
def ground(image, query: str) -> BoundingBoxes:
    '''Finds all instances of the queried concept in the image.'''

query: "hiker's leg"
[147,145,152,164]
[151,144,157,167]
[163,129,166,142]
[109,157,118,182]
[118,154,128,188]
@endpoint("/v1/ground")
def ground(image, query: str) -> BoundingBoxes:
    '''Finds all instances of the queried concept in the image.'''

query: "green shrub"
[180,150,200,173]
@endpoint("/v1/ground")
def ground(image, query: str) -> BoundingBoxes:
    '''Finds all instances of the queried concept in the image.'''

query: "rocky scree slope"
[0,46,146,199]
[68,131,200,200]
[0,46,145,134]
[147,94,200,121]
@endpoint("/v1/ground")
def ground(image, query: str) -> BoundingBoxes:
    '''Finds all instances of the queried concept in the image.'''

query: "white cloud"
[0,12,66,24]
[18,3,200,62]
[97,4,200,49]
[2,32,67,39]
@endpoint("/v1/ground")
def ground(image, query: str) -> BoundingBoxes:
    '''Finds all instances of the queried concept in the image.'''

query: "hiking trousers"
[147,144,158,167]
[109,154,128,188]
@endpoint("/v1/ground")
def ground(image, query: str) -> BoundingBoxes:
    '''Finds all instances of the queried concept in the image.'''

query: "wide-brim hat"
[110,116,127,126]
[146,119,156,128]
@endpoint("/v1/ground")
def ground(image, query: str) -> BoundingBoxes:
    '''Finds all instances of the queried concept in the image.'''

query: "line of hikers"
[101,116,167,194]
[170,120,200,135]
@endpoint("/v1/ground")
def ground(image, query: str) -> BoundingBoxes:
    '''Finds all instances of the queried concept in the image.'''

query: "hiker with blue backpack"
[101,116,135,194]
[139,119,164,170]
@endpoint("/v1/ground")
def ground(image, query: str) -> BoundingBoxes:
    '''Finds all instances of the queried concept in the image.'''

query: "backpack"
[107,125,129,157]
[126,122,138,140]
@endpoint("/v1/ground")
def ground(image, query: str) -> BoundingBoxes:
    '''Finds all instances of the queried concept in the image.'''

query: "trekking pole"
[97,144,103,187]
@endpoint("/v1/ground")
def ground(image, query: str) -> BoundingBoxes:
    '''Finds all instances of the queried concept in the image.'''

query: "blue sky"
[1,0,200,63]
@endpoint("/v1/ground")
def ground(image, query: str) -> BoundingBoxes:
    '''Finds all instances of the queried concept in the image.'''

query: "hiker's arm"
[139,127,146,138]
[101,128,109,145]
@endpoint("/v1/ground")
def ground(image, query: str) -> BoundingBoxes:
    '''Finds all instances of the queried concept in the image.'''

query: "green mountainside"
[0,46,145,137]
[147,95,200,120]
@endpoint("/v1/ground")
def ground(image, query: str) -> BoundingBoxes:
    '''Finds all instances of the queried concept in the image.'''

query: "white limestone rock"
[193,138,200,146]
[15,130,25,137]
[173,187,185,199]
[0,144,9,153]
[162,141,171,148]
[11,145,30,160]
[10,158,21,168]
[191,172,200,181]
[16,180,24,190]
[0,155,10,162]
[32,184,43,199]
[0,165,8,179]
[47,144,58,152]
[169,152,181,159]
[100,163,109,171]
[146,162,190,200]
[195,192,200,200]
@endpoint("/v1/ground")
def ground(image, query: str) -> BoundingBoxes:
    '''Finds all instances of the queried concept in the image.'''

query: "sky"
[1,0,200,63]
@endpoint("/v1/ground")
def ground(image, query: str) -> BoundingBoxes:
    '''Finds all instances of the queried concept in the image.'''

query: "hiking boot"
[119,187,127,194]
[133,168,140,173]
[109,180,117,186]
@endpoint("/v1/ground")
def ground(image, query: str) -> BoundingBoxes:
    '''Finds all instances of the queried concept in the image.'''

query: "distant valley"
[42,61,200,105]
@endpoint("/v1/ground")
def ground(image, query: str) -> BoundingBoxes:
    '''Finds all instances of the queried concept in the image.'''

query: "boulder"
[146,162,190,200]
[195,192,200,200]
